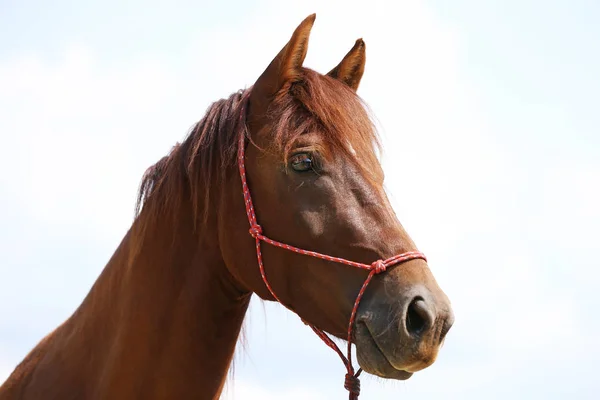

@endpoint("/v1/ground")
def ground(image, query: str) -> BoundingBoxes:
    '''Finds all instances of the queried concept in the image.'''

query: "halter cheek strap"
[236,105,426,399]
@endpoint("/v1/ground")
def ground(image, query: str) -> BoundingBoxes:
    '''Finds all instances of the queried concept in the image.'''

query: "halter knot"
[344,373,361,396]
[249,224,263,238]
[372,259,386,274]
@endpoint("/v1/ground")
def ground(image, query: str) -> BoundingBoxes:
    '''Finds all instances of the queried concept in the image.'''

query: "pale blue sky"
[1,1,598,399]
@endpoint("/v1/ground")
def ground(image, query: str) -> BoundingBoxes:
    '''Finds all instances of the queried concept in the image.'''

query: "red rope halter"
[237,101,427,399]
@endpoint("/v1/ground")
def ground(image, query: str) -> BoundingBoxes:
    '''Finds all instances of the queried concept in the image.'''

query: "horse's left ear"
[327,39,366,91]
[249,13,316,125]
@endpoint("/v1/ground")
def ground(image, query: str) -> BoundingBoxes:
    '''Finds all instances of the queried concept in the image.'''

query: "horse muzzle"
[354,282,454,379]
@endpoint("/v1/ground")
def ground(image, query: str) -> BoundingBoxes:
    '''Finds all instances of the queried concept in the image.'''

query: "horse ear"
[327,39,366,91]
[249,14,316,122]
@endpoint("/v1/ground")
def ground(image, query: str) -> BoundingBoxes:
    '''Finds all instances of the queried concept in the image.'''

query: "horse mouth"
[354,321,414,380]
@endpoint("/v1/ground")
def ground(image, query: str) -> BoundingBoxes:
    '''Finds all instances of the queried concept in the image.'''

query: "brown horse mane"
[134,68,383,234]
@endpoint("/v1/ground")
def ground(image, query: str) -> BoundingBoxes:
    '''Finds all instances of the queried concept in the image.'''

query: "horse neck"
[6,196,251,400]
[96,204,251,398]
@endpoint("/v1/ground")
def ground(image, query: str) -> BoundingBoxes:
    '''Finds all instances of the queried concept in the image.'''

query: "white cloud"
[536,163,600,249]
[220,380,329,400]
[0,367,10,387]
[0,43,184,237]
[0,349,15,386]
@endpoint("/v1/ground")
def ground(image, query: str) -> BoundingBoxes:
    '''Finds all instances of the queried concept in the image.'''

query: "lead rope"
[236,99,426,399]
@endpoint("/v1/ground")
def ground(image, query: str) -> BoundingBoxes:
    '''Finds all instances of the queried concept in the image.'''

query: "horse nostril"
[405,297,433,336]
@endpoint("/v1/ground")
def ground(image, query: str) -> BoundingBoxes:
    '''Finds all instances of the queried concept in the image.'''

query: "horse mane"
[135,88,249,229]
[134,68,382,232]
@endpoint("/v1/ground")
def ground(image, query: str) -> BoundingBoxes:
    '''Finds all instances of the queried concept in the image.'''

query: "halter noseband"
[236,100,427,399]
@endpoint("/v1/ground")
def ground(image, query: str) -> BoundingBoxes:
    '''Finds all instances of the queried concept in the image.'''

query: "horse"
[0,14,454,400]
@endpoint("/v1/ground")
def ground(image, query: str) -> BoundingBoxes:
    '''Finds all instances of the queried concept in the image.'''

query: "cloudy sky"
[1,0,598,399]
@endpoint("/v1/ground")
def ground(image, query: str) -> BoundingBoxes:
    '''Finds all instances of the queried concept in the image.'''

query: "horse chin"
[354,322,414,381]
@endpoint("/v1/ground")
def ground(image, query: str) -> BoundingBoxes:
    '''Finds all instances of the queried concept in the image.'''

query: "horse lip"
[355,320,413,380]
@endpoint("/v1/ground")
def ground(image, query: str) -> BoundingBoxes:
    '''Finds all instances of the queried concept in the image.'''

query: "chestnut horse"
[0,14,454,400]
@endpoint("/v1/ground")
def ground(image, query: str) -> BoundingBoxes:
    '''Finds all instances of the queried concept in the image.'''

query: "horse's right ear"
[248,14,316,125]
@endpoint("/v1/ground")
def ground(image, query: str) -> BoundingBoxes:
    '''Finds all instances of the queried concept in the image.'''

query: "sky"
[0,0,599,398]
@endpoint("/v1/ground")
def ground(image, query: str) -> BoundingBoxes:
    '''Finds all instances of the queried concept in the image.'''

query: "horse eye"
[290,153,313,172]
